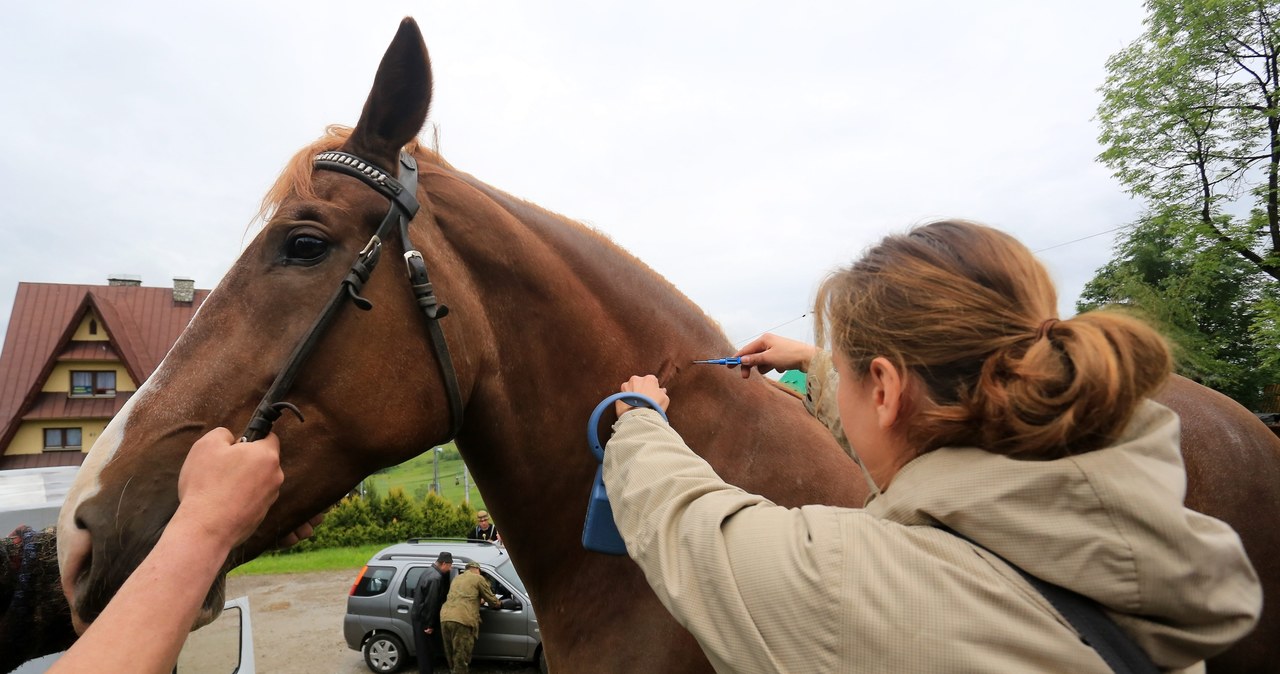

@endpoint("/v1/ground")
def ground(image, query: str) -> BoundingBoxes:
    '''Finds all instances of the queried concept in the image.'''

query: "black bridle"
[239,150,464,444]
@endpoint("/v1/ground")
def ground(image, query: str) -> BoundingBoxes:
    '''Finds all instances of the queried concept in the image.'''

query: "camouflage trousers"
[441,620,478,674]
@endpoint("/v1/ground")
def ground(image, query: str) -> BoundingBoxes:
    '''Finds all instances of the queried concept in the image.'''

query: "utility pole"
[463,465,470,506]
[432,446,441,495]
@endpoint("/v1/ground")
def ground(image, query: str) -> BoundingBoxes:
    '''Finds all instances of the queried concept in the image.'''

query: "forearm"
[49,517,231,674]
[603,410,855,672]
[605,409,766,556]
[603,411,768,613]
[604,410,847,671]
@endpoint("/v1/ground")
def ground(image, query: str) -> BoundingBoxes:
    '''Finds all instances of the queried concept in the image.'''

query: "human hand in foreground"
[49,429,286,674]
[280,512,326,548]
[616,375,670,417]
[176,428,284,550]
[733,333,818,379]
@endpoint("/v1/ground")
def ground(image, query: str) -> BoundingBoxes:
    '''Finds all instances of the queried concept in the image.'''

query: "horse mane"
[254,125,453,225]
[255,126,732,345]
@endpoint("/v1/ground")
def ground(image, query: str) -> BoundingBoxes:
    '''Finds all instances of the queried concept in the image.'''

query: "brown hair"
[814,220,1171,459]
[253,125,448,226]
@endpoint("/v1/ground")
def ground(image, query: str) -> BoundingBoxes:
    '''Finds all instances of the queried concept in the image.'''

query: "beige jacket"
[439,571,501,629]
[603,363,1261,673]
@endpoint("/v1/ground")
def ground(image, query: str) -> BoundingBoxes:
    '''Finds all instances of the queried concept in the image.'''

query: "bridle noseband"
[240,150,464,444]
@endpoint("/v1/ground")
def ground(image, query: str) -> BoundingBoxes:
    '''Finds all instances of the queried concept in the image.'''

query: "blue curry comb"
[583,392,669,555]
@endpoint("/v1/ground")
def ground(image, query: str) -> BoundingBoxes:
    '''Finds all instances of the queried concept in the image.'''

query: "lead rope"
[240,150,463,443]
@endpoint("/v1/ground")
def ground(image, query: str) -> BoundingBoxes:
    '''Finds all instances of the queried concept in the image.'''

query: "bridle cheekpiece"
[240,150,464,444]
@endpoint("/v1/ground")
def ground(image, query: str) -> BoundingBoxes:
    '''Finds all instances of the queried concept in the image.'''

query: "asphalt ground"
[178,569,539,673]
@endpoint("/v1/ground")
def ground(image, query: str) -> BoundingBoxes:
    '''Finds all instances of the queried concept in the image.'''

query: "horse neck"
[422,168,741,560]
[431,169,734,399]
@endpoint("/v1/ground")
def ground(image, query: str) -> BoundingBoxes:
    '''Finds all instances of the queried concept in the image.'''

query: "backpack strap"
[935,526,1159,674]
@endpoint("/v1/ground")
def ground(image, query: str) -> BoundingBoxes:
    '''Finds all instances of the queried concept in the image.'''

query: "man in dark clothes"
[410,551,454,673]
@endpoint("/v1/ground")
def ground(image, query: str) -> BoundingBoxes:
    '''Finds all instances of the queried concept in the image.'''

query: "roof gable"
[0,282,210,451]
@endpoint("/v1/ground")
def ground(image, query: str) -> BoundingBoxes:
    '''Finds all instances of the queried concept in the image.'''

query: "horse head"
[55,18,474,631]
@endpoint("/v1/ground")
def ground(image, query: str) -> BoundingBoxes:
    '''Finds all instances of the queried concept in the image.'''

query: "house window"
[70,370,116,397]
[88,319,97,335]
[44,427,83,451]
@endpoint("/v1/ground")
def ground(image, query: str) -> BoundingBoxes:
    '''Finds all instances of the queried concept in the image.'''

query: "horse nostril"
[75,516,88,530]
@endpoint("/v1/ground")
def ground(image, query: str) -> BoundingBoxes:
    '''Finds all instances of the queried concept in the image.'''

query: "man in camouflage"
[439,561,502,674]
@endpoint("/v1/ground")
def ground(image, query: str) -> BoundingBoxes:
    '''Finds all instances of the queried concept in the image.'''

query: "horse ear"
[344,17,433,170]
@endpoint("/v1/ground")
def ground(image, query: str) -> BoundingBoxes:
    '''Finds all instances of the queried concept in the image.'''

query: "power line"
[734,313,809,346]
[1032,224,1130,253]
[732,225,1131,344]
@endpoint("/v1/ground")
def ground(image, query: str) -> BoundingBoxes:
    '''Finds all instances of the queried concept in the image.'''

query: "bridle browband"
[240,150,464,444]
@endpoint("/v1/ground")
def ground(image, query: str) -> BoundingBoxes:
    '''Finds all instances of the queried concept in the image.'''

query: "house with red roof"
[0,277,210,470]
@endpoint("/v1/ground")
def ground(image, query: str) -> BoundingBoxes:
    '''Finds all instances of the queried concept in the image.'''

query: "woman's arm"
[604,397,850,673]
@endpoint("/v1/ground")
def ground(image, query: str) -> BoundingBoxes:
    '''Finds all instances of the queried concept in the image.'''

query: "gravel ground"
[178,569,539,674]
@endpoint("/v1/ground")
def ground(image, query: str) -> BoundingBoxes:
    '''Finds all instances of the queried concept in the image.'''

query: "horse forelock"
[253,124,452,227]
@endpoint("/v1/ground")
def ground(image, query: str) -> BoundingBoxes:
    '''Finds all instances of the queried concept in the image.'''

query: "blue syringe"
[692,356,743,366]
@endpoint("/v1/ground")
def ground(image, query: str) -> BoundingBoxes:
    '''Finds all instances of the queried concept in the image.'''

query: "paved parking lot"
[179,569,538,673]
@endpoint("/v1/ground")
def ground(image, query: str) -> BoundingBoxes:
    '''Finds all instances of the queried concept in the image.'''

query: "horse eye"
[286,235,329,261]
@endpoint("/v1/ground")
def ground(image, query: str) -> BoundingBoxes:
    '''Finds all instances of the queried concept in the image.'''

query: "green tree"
[1078,212,1280,408]
[1097,0,1280,281]
[376,487,424,542]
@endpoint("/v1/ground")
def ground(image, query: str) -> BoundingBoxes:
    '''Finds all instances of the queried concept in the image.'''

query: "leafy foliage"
[1087,0,1280,406]
[286,487,476,553]
[1097,0,1280,280]
[1078,212,1280,407]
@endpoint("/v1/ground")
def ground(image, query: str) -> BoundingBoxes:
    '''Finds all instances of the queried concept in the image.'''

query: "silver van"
[343,539,544,673]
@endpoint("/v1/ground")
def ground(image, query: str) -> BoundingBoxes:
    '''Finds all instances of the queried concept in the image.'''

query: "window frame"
[69,370,117,398]
[43,427,83,451]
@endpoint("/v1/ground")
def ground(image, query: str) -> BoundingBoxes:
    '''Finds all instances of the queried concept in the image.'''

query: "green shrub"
[288,485,478,553]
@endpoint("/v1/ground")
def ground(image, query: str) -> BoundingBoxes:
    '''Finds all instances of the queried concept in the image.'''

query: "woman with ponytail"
[604,220,1261,673]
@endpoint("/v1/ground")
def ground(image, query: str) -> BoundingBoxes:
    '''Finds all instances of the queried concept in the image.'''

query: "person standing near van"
[411,551,453,673]
[467,511,500,544]
[439,561,501,674]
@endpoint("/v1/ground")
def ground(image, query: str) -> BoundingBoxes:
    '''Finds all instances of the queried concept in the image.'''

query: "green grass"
[362,443,488,511]
[229,543,387,576]
[229,446,493,578]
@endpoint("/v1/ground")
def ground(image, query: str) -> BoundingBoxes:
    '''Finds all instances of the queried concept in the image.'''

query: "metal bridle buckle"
[404,249,424,274]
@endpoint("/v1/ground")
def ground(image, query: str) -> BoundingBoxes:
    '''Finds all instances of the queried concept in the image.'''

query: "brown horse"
[56,18,1280,672]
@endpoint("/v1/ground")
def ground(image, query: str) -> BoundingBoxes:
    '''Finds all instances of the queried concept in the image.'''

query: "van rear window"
[352,566,395,597]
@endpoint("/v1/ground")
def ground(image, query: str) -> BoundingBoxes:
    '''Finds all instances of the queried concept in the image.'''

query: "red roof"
[57,341,120,361]
[0,282,210,456]
[21,391,135,420]
[0,451,88,470]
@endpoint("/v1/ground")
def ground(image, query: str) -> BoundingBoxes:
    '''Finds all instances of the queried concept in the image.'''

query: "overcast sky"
[0,1,1148,350]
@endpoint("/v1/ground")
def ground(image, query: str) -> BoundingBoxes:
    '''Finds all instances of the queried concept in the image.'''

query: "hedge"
[284,485,476,553]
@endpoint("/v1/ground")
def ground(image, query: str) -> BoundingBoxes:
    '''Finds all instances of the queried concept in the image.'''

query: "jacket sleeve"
[602,409,851,673]
[424,576,442,629]
[410,579,424,620]
[478,578,502,608]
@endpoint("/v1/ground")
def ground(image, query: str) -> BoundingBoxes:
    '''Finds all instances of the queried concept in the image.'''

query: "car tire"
[538,646,549,674]
[363,633,406,673]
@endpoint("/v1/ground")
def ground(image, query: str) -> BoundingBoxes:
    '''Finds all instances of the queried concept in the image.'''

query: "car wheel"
[538,646,548,674]
[363,633,405,673]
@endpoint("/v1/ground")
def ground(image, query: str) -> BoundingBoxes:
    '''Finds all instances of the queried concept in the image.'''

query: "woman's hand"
[616,375,670,417]
[175,428,284,551]
[733,333,818,379]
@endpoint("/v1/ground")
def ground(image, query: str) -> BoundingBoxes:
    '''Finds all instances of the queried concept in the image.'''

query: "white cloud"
[0,0,1148,350]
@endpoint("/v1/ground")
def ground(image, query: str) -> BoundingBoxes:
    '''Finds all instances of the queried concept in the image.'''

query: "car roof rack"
[404,537,500,546]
